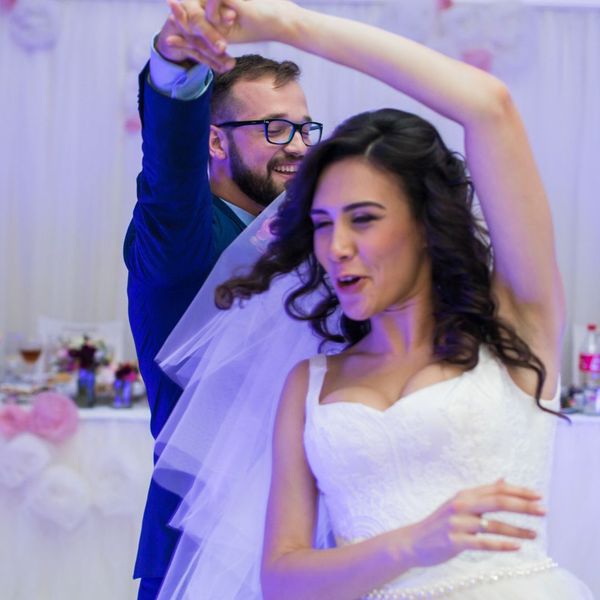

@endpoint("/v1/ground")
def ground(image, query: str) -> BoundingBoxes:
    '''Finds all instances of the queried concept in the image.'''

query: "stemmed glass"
[18,337,44,383]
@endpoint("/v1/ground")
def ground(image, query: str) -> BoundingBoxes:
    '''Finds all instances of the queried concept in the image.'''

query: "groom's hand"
[162,0,301,71]
[156,0,235,72]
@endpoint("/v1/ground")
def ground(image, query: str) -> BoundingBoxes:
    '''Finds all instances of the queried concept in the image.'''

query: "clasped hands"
[157,0,292,72]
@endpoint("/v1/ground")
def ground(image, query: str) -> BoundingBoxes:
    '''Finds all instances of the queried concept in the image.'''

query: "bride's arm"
[262,362,544,600]
[219,0,565,395]
[261,361,414,600]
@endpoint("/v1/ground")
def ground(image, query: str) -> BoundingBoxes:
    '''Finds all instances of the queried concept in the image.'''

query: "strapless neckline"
[317,365,468,415]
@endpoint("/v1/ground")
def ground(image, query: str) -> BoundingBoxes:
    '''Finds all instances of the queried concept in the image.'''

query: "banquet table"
[0,405,153,600]
[0,408,598,599]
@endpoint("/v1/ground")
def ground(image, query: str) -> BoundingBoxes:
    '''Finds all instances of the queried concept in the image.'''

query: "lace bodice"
[303,347,559,592]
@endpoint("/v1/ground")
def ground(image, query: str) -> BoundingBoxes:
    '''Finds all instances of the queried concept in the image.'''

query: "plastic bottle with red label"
[579,323,600,414]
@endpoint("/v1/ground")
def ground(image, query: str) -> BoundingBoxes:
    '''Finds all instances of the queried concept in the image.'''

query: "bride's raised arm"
[216,0,564,393]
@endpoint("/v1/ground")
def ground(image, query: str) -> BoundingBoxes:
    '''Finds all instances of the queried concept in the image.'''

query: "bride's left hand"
[404,479,544,568]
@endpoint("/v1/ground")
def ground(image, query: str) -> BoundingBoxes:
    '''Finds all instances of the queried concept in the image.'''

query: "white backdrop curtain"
[0,0,599,379]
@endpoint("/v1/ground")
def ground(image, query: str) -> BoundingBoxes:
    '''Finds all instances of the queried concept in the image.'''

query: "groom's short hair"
[210,54,301,123]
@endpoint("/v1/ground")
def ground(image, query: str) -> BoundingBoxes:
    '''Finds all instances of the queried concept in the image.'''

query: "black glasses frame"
[215,118,323,146]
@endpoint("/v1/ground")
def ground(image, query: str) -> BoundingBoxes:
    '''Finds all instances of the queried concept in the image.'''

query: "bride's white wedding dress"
[304,347,593,599]
[154,200,594,598]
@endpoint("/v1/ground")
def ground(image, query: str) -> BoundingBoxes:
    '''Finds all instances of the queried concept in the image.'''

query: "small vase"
[113,379,132,408]
[77,368,96,407]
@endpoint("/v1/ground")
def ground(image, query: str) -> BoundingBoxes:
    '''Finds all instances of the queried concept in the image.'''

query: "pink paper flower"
[0,0,17,14]
[0,404,31,440]
[461,48,494,72]
[437,0,454,11]
[28,392,78,444]
[124,115,141,134]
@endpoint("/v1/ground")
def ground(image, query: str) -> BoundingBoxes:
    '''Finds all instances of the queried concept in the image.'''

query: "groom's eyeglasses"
[215,118,323,147]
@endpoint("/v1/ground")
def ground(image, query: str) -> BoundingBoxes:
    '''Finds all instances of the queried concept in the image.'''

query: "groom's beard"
[229,139,295,208]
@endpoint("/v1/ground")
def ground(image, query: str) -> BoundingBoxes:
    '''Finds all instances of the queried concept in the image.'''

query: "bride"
[153,1,593,598]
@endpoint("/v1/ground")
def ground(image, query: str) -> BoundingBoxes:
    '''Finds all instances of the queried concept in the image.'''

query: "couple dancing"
[151,1,591,598]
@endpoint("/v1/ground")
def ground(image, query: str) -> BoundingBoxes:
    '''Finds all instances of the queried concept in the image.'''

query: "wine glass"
[18,338,44,382]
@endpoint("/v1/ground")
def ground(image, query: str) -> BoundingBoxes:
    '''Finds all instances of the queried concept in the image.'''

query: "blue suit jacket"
[124,65,246,579]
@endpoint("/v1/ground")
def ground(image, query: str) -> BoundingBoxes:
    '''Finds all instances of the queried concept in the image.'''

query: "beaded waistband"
[364,558,558,599]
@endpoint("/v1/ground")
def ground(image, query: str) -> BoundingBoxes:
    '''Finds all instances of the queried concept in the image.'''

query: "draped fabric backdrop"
[0,0,599,381]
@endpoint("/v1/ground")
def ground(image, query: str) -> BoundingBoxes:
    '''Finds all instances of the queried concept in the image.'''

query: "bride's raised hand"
[405,479,545,568]
[204,0,237,29]
[219,0,301,44]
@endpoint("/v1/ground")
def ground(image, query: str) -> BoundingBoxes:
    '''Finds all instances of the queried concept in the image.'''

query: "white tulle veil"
[153,192,341,599]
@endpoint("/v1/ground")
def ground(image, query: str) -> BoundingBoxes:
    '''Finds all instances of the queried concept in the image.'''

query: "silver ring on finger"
[479,517,490,533]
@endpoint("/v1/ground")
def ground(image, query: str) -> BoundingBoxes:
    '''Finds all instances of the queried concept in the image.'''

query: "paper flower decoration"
[124,114,142,134]
[26,465,91,530]
[0,404,31,439]
[9,0,60,52]
[461,48,494,73]
[0,0,18,13]
[28,392,78,443]
[91,452,142,516]
[0,433,52,488]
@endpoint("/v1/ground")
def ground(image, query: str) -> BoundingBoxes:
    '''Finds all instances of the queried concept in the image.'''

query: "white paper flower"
[385,0,437,44]
[485,3,534,74]
[9,0,60,52]
[0,433,52,489]
[90,452,143,516]
[438,3,485,48]
[436,2,533,74]
[26,465,92,530]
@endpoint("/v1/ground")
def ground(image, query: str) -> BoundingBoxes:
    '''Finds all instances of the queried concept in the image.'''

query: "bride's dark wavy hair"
[217,108,558,416]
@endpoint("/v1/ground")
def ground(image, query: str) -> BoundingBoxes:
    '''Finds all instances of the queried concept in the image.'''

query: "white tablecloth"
[0,405,153,600]
[0,409,597,599]
[548,414,600,597]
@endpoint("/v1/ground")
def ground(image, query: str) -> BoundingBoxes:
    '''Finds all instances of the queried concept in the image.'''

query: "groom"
[123,2,321,598]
